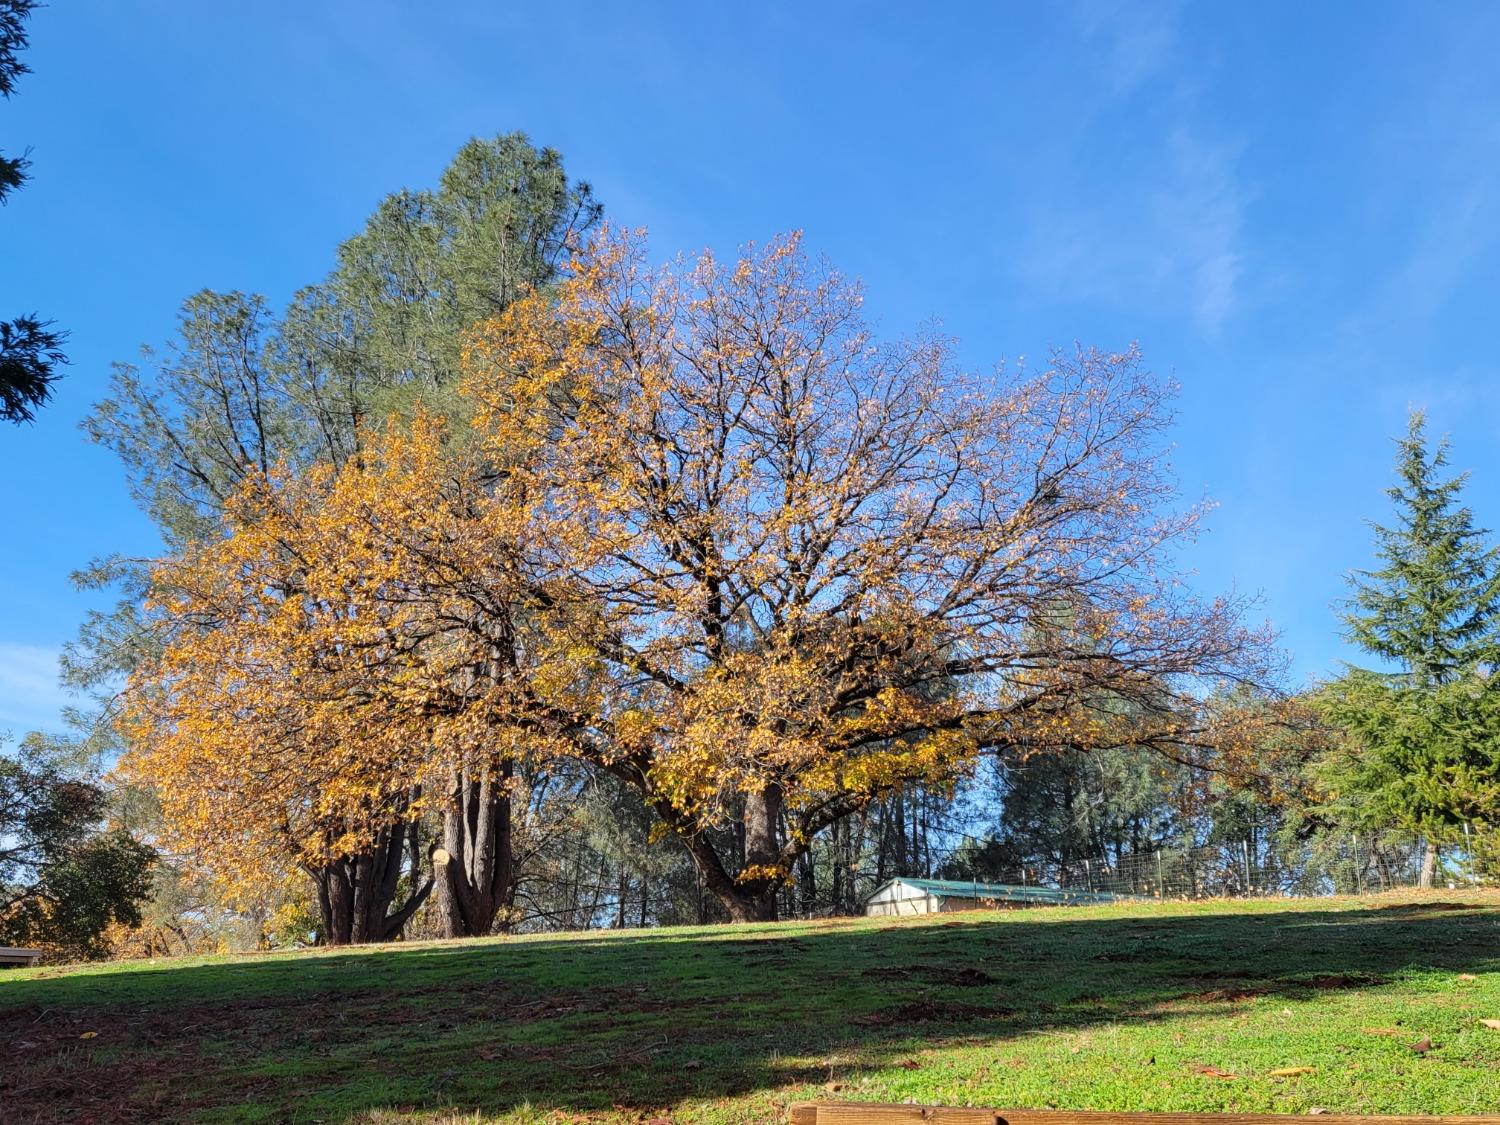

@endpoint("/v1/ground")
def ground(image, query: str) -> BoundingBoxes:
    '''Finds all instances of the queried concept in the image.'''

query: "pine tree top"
[1343,410,1500,687]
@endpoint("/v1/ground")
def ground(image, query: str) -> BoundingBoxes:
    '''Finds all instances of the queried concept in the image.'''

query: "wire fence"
[1035,826,1497,900]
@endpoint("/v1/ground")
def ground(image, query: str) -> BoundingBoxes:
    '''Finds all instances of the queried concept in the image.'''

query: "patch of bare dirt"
[1292,972,1387,990]
[858,964,995,987]
[1183,986,1270,1003]
[854,998,1015,1026]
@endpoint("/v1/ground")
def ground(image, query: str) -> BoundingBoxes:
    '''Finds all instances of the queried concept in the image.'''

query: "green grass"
[4,891,1500,1123]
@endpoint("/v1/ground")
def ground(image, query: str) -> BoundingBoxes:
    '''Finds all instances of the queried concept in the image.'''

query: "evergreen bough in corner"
[1,0,67,424]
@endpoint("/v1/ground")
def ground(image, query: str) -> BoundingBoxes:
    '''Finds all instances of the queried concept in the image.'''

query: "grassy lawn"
[4,891,1500,1123]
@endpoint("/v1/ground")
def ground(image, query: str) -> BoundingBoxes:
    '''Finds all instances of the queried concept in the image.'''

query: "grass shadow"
[2,893,1498,1122]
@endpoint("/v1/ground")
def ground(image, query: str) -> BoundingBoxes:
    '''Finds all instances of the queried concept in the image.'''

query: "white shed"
[864,877,1134,916]
[864,877,950,916]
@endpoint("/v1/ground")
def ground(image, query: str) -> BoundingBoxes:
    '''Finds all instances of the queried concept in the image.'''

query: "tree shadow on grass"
[2,896,1498,1123]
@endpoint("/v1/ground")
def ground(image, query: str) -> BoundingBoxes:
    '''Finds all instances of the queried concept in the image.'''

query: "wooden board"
[790,1107,1500,1125]
[0,946,42,966]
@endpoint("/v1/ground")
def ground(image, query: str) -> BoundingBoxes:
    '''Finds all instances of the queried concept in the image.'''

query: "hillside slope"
[3,892,1499,1123]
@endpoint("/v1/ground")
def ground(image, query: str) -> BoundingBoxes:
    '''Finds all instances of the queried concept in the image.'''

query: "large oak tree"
[127,231,1278,928]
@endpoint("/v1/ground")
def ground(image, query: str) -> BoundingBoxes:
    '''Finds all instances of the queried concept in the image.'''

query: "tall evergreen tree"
[1320,411,1500,879]
[1344,411,1500,685]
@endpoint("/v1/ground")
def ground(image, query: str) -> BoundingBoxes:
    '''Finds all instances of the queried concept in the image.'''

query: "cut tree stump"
[789,1109,1500,1125]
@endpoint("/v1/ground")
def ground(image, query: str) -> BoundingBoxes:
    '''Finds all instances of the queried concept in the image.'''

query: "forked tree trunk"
[434,758,515,938]
[656,785,785,923]
[309,821,432,946]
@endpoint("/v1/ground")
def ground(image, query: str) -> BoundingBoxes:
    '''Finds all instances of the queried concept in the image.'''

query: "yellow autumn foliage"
[124,228,1279,920]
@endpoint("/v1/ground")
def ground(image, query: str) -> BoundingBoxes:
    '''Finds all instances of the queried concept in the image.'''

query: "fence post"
[1465,822,1475,886]
[1156,849,1164,899]
[1242,839,1252,896]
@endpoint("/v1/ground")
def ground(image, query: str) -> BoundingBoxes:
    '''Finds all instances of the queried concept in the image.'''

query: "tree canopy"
[124,229,1279,926]
[0,734,155,960]
[1343,411,1500,687]
[90,133,601,944]
[1319,411,1500,854]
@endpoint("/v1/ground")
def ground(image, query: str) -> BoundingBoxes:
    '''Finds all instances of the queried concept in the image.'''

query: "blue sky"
[4,1,1500,735]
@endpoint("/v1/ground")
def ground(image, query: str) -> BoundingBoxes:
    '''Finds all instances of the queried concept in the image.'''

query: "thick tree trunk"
[725,885,778,922]
[434,759,515,939]
[723,783,783,922]
[316,861,354,945]
[308,820,432,946]
[657,790,782,923]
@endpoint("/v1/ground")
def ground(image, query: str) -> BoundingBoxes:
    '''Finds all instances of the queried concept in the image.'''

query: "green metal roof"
[876,876,1140,905]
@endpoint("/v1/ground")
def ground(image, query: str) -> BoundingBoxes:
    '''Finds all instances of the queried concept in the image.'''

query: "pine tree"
[1344,411,1500,685]
[1321,411,1500,879]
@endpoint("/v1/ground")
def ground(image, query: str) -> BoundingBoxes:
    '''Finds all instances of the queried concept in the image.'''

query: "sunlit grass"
[3,890,1499,1123]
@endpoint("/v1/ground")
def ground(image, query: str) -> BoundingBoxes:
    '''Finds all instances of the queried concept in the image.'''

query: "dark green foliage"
[1,0,38,203]
[5,830,156,960]
[0,313,66,422]
[84,291,296,547]
[83,132,600,555]
[0,0,34,98]
[0,146,23,201]
[71,131,601,709]
[2,2,67,423]
[1320,411,1500,839]
[1344,411,1500,687]
[0,735,156,960]
[947,746,1191,883]
[578,772,704,928]
[318,133,602,401]
[1319,667,1500,833]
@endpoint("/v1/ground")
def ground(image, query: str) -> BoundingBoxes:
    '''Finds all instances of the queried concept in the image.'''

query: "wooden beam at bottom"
[789,1107,1500,1125]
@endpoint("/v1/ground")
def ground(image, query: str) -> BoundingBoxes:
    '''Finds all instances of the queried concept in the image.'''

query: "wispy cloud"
[1018,128,1249,335]
[0,643,69,737]
[1161,130,1246,332]
[1072,0,1184,95]
[1011,4,1249,336]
